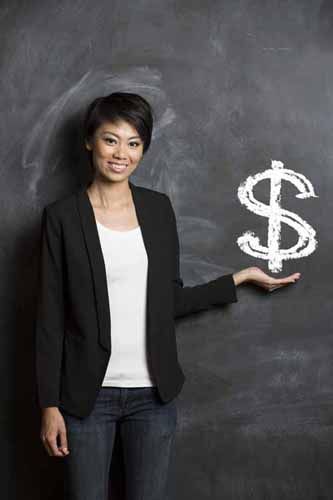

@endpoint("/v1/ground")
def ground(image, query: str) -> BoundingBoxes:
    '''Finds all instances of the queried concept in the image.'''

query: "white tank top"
[96,220,156,387]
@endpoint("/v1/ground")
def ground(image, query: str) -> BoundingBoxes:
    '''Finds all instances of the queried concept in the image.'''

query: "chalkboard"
[3,1,332,499]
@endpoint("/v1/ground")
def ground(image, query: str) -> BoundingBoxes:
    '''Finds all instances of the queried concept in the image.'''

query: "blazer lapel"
[76,180,155,352]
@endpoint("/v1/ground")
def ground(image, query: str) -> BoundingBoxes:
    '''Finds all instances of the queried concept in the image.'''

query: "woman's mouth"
[107,162,128,173]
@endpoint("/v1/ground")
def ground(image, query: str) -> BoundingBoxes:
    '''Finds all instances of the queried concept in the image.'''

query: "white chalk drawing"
[237,160,318,273]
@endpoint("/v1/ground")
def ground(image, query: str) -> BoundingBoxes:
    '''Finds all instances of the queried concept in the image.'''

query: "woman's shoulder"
[136,183,171,205]
[137,184,174,218]
[43,186,80,217]
[134,183,165,197]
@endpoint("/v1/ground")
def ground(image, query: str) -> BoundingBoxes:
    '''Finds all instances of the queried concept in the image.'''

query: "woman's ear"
[85,140,92,151]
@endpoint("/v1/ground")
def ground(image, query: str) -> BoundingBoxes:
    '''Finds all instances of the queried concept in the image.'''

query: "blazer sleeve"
[35,206,65,408]
[164,195,238,319]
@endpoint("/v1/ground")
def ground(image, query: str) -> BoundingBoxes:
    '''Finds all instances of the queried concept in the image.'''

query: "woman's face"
[85,119,144,183]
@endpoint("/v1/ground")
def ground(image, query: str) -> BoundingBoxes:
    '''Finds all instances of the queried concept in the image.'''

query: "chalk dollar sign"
[237,160,318,273]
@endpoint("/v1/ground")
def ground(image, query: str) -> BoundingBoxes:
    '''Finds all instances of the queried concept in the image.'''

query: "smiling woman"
[81,93,154,231]
[85,119,144,179]
[36,91,300,500]
[83,92,153,183]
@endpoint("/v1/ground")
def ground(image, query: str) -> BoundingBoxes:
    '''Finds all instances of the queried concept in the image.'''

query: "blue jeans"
[60,386,178,500]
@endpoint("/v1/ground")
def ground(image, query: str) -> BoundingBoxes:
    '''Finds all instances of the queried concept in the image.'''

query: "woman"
[36,92,300,500]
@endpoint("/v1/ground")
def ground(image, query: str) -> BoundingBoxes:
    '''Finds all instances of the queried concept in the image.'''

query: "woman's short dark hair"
[83,92,154,155]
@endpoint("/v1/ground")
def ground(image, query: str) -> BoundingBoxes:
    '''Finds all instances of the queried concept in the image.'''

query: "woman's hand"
[233,266,301,291]
[40,407,70,457]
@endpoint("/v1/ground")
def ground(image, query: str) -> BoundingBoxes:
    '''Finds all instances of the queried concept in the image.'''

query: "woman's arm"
[35,206,65,410]
[165,196,239,319]
[36,207,70,458]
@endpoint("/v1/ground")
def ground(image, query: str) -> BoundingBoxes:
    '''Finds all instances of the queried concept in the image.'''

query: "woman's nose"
[114,145,128,159]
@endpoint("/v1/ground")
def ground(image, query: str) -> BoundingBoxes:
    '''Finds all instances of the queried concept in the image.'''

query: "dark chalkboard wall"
[2,1,332,499]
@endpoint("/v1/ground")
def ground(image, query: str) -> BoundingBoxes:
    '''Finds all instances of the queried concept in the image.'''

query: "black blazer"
[35,180,238,418]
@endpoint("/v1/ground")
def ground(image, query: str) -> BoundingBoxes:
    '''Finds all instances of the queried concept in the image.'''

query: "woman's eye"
[105,138,116,144]
[103,138,141,147]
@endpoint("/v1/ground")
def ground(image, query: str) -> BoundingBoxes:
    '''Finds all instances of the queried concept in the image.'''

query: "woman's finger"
[46,434,64,457]
[269,276,298,284]
[59,427,69,455]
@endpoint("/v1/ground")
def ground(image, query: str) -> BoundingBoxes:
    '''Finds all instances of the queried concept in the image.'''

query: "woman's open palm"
[246,266,301,292]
